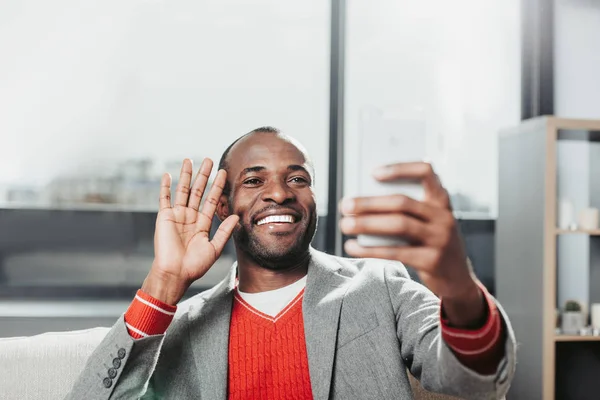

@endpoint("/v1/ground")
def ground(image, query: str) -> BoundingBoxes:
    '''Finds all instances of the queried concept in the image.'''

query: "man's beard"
[233,214,317,270]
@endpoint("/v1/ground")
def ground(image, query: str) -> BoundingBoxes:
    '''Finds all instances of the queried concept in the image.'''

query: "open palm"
[151,158,238,295]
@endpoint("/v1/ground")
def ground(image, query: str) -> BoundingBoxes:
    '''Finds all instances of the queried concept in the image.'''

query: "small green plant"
[564,300,582,313]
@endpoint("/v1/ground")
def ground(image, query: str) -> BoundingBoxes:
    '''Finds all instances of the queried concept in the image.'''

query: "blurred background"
[0,0,584,340]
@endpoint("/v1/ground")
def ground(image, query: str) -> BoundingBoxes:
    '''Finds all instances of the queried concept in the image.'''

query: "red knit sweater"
[227,288,313,400]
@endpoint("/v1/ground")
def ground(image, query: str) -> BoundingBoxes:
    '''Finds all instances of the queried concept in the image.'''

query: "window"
[0,0,330,297]
[344,0,520,217]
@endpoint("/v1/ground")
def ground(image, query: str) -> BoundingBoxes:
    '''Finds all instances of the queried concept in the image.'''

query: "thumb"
[210,214,239,255]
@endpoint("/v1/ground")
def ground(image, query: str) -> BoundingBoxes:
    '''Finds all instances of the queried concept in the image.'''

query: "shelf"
[555,335,600,342]
[549,116,600,132]
[556,228,600,236]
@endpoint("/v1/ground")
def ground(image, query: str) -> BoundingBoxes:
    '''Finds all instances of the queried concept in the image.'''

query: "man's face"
[220,133,317,269]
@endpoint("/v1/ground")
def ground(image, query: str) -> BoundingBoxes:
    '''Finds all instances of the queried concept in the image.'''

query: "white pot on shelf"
[562,312,585,335]
[558,199,575,229]
[579,207,599,230]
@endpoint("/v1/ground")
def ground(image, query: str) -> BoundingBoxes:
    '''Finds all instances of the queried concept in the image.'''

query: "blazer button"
[113,358,121,369]
[117,348,126,359]
[108,367,117,379]
[103,377,112,388]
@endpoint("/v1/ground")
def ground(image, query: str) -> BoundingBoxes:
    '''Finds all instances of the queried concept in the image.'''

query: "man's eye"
[243,178,261,185]
[290,177,309,184]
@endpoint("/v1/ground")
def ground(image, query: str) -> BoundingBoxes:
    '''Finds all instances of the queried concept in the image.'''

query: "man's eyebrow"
[239,166,266,178]
[238,165,312,179]
[287,165,311,175]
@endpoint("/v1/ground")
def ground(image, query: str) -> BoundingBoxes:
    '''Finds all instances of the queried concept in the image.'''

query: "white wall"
[555,0,600,119]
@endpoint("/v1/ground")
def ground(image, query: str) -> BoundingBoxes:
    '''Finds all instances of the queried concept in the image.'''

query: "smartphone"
[356,110,428,247]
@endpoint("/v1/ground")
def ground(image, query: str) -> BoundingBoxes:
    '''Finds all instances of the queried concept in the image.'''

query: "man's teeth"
[256,215,295,225]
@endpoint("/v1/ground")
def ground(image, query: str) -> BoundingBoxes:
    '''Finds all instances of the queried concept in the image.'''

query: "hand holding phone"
[342,118,476,307]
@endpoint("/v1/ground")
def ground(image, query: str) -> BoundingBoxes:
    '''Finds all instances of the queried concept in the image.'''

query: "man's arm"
[124,290,177,339]
[440,281,506,375]
[64,314,167,400]
[384,263,516,400]
[340,162,517,399]
[64,159,238,400]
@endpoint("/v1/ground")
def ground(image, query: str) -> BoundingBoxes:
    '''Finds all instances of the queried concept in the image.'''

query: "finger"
[174,159,194,207]
[187,158,213,211]
[372,162,450,209]
[210,215,239,255]
[339,214,430,243]
[159,173,172,210]
[344,240,438,270]
[199,169,227,221]
[339,194,438,221]
[431,173,451,209]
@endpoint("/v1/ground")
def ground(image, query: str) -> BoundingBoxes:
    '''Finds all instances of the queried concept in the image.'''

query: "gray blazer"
[66,248,516,399]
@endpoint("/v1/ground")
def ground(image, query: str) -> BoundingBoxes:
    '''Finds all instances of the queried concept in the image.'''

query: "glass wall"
[0,0,330,212]
[0,0,521,299]
[344,0,520,218]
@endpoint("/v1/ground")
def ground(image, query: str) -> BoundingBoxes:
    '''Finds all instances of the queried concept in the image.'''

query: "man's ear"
[216,194,230,222]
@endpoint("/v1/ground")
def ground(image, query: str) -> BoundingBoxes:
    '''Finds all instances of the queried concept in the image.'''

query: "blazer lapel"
[187,263,237,400]
[303,248,352,400]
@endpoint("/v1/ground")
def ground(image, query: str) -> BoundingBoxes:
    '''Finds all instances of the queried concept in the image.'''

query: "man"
[67,127,515,400]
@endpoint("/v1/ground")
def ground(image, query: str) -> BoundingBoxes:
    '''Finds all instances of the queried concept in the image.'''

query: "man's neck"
[235,250,310,293]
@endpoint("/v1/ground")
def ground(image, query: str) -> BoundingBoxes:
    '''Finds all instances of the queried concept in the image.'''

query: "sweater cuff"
[124,289,177,339]
[440,282,504,367]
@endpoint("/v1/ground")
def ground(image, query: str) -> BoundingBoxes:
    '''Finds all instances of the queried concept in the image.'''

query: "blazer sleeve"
[63,315,165,400]
[383,262,517,400]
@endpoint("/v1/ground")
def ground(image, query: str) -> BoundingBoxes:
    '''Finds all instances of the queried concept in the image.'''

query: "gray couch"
[0,327,463,400]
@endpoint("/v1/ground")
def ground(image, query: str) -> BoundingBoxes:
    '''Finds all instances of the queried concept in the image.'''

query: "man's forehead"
[228,134,310,168]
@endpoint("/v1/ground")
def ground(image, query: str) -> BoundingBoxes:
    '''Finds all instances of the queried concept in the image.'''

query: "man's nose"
[261,180,295,204]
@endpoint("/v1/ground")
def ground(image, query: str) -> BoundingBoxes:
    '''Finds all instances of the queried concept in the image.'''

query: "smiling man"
[67,127,516,400]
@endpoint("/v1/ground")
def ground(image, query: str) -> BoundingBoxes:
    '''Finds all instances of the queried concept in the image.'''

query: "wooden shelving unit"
[556,228,600,235]
[496,116,600,399]
[555,335,600,342]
